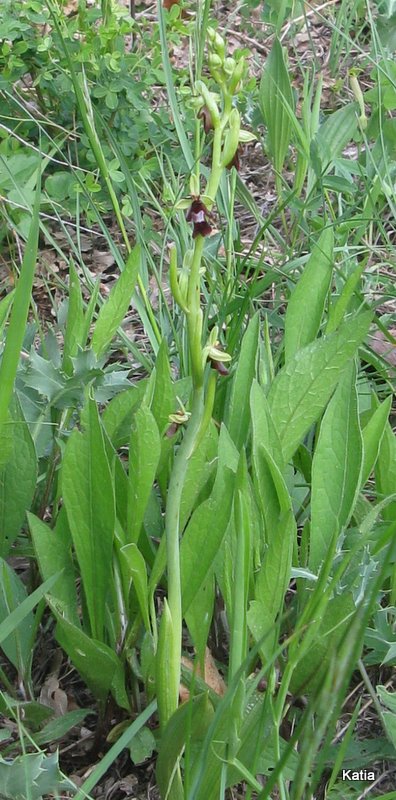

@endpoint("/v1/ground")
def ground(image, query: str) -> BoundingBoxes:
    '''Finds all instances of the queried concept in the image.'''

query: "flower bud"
[228,57,245,94]
[224,57,236,75]
[214,32,226,60]
[208,53,222,69]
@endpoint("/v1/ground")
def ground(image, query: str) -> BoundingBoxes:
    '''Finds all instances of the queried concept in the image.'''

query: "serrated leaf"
[23,351,66,401]
[0,752,75,800]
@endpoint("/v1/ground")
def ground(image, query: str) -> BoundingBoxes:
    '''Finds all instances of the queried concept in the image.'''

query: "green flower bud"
[224,57,236,75]
[228,57,245,94]
[214,32,226,60]
[208,53,222,69]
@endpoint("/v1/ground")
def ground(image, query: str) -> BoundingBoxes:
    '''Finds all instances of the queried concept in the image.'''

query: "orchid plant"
[156,28,254,733]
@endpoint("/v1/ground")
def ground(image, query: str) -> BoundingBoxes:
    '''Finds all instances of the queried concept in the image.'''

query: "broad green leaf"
[226,313,259,450]
[268,311,371,463]
[34,709,89,746]
[180,422,218,531]
[375,421,396,521]
[309,363,363,572]
[129,725,156,765]
[248,447,295,658]
[313,103,358,173]
[0,177,40,470]
[62,260,84,375]
[28,509,79,625]
[181,462,235,615]
[48,598,129,709]
[62,399,115,641]
[120,543,150,632]
[91,244,141,358]
[151,339,176,434]
[250,380,283,467]
[361,395,392,487]
[0,559,35,678]
[229,452,251,678]
[102,379,148,447]
[128,404,160,544]
[259,38,294,174]
[0,399,37,557]
[250,380,284,542]
[185,575,215,667]
[284,228,333,361]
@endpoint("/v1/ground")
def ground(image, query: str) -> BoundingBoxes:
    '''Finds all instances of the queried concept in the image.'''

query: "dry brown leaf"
[39,674,68,717]
[180,647,226,702]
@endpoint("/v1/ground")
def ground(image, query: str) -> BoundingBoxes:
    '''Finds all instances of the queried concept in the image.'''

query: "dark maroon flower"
[165,421,180,438]
[186,198,213,238]
[210,358,230,376]
[197,105,214,134]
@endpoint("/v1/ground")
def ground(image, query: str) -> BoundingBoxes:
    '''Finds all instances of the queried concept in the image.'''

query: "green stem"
[187,236,205,389]
[164,385,205,720]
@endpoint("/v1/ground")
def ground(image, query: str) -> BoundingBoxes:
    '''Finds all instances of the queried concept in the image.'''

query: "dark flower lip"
[198,105,214,134]
[165,421,180,438]
[186,198,213,238]
[210,358,230,376]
